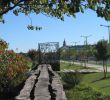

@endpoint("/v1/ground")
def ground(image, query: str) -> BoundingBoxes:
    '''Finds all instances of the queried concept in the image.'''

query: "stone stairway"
[16,64,67,100]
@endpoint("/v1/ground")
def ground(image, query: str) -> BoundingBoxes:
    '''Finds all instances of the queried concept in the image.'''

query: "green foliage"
[86,45,95,57]
[60,62,96,71]
[0,39,8,51]
[94,40,110,78]
[66,84,110,100]
[0,0,110,25]
[94,40,110,61]
[27,25,42,31]
[0,39,30,95]
[81,72,110,95]
[27,49,39,68]
[27,49,39,61]
[60,72,110,100]
[60,48,78,60]
[0,50,30,94]
[60,71,82,89]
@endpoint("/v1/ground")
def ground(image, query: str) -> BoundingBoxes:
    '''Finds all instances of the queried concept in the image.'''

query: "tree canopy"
[0,0,110,23]
[95,40,110,61]
[94,39,110,78]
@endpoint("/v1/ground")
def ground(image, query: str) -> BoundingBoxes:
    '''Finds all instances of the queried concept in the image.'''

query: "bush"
[27,49,38,61]
[66,84,110,100]
[0,50,30,95]
[60,71,82,89]
[0,39,8,50]
[27,49,39,69]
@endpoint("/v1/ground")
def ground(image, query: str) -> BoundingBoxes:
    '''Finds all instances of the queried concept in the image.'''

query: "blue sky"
[0,9,110,52]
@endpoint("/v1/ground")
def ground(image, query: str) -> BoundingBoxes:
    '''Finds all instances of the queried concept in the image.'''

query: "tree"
[0,38,8,51]
[94,40,110,78]
[0,0,110,25]
[27,49,39,61]
[27,49,39,68]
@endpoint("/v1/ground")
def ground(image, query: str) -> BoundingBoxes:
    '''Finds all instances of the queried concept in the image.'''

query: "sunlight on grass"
[81,72,110,95]
[60,72,110,100]
[60,62,97,71]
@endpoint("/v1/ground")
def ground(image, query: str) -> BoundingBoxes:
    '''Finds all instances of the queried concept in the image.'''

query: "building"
[60,39,95,61]
[61,39,85,51]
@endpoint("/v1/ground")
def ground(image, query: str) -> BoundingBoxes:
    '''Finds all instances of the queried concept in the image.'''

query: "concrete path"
[61,60,110,72]
[75,62,110,72]
[16,64,67,100]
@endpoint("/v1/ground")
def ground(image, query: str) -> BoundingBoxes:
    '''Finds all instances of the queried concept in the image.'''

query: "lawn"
[60,62,97,71]
[60,72,110,100]
[59,63,110,100]
[81,72,110,95]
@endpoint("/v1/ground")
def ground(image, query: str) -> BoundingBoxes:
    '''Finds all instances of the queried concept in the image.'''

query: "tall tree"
[94,40,110,78]
[0,0,110,24]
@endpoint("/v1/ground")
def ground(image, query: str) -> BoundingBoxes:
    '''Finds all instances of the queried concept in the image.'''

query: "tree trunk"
[73,59,74,64]
[80,60,83,66]
[106,61,107,73]
[103,60,106,78]
[84,60,86,68]
[96,60,97,64]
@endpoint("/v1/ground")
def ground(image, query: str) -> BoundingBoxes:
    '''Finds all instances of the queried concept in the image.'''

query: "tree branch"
[0,0,24,16]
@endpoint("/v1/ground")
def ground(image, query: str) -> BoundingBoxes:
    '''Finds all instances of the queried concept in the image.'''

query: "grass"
[59,68,110,99]
[60,61,110,99]
[60,62,97,71]
[60,72,110,100]
[81,72,110,95]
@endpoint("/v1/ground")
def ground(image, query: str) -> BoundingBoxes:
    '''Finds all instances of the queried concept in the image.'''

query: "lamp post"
[100,25,110,43]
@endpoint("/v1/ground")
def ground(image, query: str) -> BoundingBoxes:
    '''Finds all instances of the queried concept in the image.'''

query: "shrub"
[66,84,110,100]
[0,50,30,95]
[27,49,38,61]
[27,49,39,68]
[0,39,8,51]
[60,71,82,89]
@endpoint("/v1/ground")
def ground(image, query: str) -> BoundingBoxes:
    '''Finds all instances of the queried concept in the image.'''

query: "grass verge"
[60,72,110,100]
[60,62,97,71]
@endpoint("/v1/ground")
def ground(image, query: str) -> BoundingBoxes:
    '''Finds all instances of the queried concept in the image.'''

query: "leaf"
[13,10,18,16]
[79,5,84,13]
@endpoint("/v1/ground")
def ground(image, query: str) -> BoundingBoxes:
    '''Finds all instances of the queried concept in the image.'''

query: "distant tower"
[63,39,66,47]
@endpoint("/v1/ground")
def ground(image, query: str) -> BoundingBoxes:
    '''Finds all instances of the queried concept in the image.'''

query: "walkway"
[61,60,110,72]
[16,64,67,100]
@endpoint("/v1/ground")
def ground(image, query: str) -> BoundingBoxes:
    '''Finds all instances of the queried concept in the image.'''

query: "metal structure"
[38,42,60,71]
[81,35,92,67]
[100,25,110,43]
[81,35,92,46]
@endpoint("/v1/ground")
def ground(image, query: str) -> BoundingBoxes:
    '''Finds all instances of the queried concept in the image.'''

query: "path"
[16,64,67,100]
[61,60,110,72]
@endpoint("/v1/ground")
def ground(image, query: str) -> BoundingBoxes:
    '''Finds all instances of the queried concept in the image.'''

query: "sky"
[0,9,110,53]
